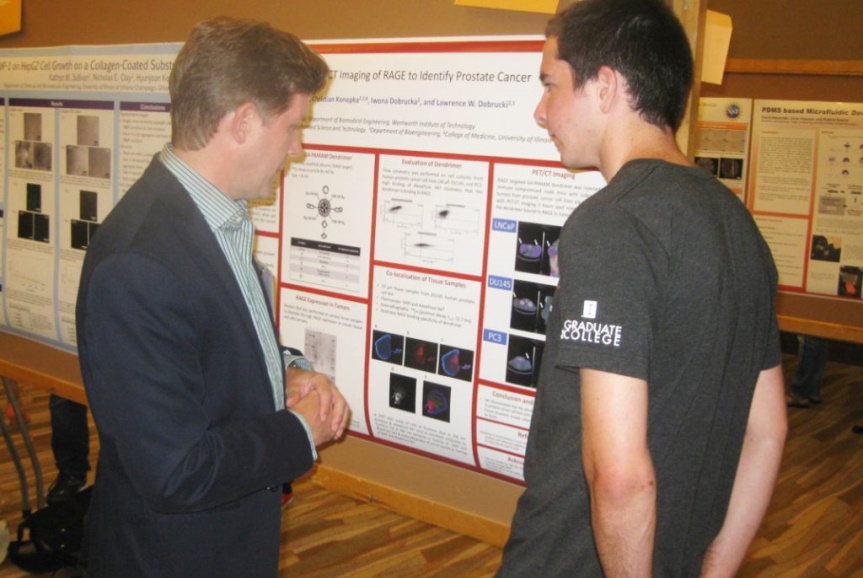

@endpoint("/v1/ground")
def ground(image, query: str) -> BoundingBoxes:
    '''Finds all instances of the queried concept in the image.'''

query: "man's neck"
[598,115,691,182]
[173,143,236,200]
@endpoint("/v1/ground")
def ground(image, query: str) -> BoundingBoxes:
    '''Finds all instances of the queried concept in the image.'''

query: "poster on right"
[749,100,863,299]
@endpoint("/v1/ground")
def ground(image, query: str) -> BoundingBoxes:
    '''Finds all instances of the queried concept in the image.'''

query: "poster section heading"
[0,49,180,94]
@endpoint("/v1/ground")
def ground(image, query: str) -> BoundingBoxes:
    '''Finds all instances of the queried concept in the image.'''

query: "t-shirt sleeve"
[552,204,664,380]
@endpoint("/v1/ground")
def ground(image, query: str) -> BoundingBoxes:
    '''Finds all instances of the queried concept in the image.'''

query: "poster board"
[697,97,863,341]
[748,100,863,302]
[0,39,610,486]
[3,40,861,491]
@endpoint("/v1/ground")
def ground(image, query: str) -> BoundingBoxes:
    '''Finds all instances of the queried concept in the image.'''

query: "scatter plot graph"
[402,233,454,262]
[382,200,423,226]
[433,204,480,232]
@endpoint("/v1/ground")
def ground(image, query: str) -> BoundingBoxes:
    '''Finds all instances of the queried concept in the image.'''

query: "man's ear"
[595,65,619,114]
[229,102,259,144]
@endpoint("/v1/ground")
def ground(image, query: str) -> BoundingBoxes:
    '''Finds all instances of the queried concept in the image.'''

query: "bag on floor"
[8,487,91,574]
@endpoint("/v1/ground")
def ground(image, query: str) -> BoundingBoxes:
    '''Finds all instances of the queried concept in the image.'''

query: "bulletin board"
[704,75,863,343]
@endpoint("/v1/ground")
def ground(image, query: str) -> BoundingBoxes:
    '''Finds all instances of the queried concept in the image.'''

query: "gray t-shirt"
[499,159,780,577]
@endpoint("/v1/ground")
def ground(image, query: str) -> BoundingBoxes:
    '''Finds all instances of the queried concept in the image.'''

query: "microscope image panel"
[404,337,439,373]
[24,112,43,141]
[34,213,51,243]
[66,145,89,176]
[71,220,90,250]
[26,183,42,212]
[389,373,417,413]
[77,115,100,146]
[18,212,35,240]
[15,141,35,169]
[80,190,99,222]
[32,142,53,171]
[422,381,451,422]
[372,330,405,365]
[506,335,545,389]
[510,280,556,335]
[438,345,473,382]
[89,147,112,179]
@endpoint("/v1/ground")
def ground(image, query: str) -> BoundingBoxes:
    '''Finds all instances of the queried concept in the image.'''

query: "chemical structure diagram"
[305,185,344,239]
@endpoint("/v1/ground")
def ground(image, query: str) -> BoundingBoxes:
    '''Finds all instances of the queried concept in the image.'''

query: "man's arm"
[700,364,787,577]
[581,368,656,577]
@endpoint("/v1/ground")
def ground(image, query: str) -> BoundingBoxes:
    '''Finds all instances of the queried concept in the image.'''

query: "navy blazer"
[76,155,313,577]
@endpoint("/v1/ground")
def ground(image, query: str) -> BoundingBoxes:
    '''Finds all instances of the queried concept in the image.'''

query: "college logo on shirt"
[560,300,622,347]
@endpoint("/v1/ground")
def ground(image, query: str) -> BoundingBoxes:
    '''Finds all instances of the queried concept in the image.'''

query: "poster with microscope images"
[367,267,482,463]
[0,43,179,350]
[3,38,601,482]
[696,98,752,201]
[749,100,863,299]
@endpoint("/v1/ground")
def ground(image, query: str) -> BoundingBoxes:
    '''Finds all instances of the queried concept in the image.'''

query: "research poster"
[273,40,607,479]
[696,97,752,201]
[4,41,858,483]
[749,100,863,299]
[1,38,607,483]
[0,44,178,348]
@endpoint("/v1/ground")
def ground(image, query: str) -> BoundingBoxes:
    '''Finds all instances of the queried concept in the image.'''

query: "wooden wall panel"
[0,0,575,48]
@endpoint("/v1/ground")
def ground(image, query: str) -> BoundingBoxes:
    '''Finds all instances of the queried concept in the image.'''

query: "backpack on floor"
[8,487,91,574]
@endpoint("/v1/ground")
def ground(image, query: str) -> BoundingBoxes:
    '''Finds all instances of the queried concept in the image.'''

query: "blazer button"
[267,485,278,492]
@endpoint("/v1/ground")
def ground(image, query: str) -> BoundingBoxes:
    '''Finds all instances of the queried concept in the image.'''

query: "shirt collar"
[159,143,248,232]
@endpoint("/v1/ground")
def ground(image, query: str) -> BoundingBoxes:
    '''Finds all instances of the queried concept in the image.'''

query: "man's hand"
[285,367,349,442]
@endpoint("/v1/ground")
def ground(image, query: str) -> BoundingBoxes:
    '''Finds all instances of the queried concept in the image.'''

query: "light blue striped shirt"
[160,144,285,410]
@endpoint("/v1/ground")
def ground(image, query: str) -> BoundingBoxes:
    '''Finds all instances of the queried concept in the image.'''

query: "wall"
[708,0,862,60]
[0,0,574,47]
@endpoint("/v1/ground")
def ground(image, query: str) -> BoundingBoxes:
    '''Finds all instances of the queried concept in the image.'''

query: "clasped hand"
[285,367,349,446]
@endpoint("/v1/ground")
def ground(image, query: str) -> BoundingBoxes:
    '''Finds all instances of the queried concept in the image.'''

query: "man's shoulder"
[122,156,185,206]
[87,158,195,259]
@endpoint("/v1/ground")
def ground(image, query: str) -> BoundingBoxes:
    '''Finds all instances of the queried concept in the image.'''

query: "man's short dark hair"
[170,17,330,150]
[547,0,693,132]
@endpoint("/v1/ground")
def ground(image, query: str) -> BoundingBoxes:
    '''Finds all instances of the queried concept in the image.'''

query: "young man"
[498,1,787,576]
[76,18,349,577]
